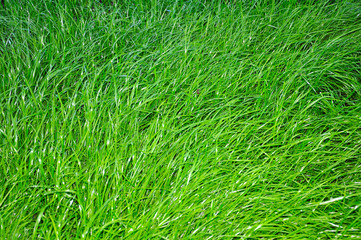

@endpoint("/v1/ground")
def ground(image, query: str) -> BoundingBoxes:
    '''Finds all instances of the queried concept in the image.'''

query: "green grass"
[1,0,361,239]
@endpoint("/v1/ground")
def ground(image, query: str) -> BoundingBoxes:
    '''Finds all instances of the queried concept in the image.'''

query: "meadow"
[1,0,361,239]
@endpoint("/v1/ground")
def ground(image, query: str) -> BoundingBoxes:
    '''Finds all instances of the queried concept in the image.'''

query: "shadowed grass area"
[1,0,361,239]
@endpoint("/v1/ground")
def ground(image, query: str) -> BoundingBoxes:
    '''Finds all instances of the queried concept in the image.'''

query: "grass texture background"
[1,0,361,239]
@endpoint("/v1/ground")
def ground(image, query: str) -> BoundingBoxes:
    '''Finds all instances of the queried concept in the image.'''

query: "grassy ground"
[1,0,361,239]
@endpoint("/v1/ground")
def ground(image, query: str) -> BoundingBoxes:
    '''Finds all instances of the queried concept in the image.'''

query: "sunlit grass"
[1,0,361,239]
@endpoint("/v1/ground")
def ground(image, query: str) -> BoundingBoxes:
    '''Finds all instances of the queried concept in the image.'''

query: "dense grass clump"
[1,0,361,239]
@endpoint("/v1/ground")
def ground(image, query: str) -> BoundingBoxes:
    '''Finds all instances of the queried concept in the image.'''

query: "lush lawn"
[1,0,361,239]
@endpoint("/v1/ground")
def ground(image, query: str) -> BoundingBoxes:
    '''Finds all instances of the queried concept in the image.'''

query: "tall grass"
[1,0,361,239]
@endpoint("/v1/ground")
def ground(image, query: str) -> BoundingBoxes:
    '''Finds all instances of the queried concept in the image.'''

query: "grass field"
[1,0,361,239]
